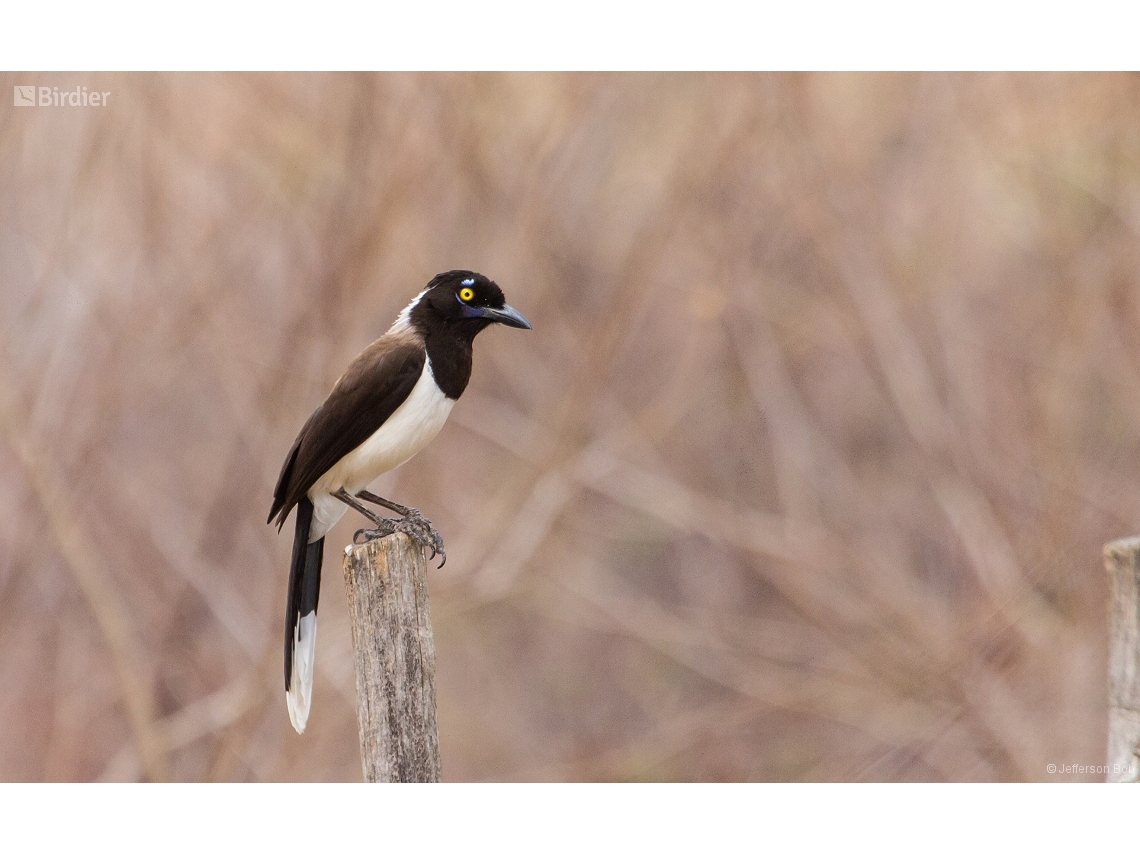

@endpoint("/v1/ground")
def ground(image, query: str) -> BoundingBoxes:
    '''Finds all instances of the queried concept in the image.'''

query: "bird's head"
[408,270,532,338]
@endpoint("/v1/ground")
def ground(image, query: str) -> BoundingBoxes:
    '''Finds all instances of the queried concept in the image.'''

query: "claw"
[390,510,446,569]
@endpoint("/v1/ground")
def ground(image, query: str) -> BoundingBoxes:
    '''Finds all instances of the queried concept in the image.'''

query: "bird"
[267,270,531,734]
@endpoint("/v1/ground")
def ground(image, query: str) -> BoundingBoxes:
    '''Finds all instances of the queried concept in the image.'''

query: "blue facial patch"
[457,292,484,317]
[462,278,475,286]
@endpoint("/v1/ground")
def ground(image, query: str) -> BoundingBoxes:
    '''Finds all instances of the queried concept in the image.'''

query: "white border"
[2,1,1138,71]
[2,783,1132,852]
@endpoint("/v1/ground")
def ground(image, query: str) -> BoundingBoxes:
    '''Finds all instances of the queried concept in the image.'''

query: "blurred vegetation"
[1,72,1138,781]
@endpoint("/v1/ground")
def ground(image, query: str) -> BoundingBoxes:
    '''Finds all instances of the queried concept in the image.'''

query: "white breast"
[306,358,455,540]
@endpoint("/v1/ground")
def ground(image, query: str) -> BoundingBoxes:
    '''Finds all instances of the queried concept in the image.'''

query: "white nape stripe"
[286,612,318,734]
[387,287,430,334]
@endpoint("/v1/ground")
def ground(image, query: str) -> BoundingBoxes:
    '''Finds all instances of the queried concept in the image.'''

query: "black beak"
[479,303,532,330]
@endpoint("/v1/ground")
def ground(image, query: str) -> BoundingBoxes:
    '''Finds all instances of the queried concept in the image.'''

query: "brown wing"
[268,336,426,528]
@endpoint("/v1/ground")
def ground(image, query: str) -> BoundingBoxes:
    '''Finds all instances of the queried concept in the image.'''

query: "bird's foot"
[352,509,445,567]
[353,518,397,545]
[395,509,446,568]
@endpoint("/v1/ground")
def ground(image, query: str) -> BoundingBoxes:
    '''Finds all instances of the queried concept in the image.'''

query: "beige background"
[0,72,1135,781]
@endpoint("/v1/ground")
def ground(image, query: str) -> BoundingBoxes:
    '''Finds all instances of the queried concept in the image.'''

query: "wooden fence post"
[342,532,441,782]
[1105,536,1140,782]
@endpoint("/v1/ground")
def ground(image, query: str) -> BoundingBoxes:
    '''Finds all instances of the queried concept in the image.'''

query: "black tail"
[284,496,323,691]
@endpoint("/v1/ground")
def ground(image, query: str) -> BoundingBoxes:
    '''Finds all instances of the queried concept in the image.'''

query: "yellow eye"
[459,287,475,302]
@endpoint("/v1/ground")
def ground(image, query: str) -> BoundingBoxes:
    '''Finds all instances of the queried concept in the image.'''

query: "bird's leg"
[355,490,414,517]
[333,488,398,545]
[356,489,446,568]
[333,487,387,526]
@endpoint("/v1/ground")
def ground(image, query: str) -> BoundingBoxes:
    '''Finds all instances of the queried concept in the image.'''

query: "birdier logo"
[13,85,109,107]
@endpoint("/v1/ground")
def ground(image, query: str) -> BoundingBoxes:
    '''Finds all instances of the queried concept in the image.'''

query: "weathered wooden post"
[1104,536,1140,782]
[342,533,441,782]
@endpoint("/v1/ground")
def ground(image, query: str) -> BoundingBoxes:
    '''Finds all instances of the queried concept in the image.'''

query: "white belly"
[307,358,455,541]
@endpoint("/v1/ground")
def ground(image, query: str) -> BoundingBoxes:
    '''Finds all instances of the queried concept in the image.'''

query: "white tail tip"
[286,612,317,734]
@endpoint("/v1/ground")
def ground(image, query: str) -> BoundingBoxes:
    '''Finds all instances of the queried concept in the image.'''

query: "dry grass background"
[1,72,1138,781]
